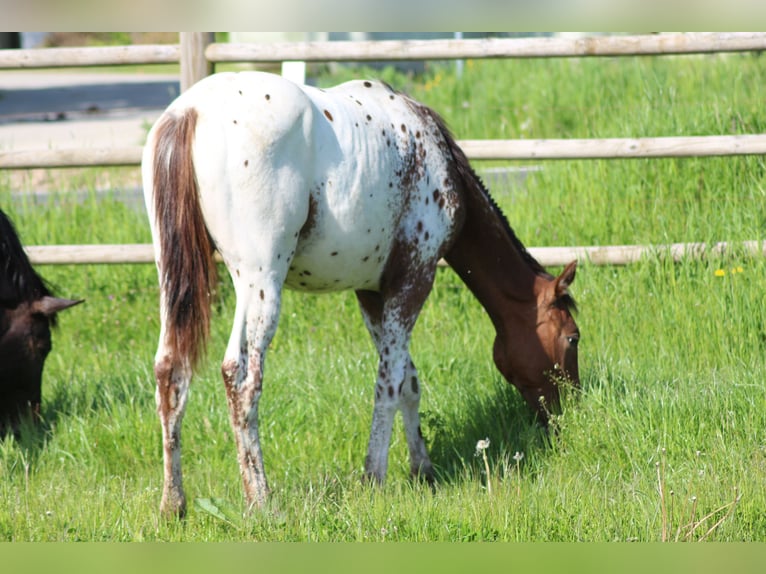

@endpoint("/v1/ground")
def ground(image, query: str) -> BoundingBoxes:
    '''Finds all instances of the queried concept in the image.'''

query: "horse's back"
[144,71,463,293]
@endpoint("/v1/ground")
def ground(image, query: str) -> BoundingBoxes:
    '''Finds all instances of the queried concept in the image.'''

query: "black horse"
[0,209,82,435]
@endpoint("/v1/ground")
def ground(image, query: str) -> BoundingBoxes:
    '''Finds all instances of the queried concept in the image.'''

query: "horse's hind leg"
[153,326,192,518]
[356,285,435,484]
[221,273,283,511]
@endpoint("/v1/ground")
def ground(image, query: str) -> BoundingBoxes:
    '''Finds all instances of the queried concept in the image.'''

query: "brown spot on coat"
[364,81,372,87]
[300,194,319,239]
[324,109,334,122]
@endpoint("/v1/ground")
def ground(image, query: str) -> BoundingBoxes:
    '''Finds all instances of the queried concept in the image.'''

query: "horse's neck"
[444,194,541,334]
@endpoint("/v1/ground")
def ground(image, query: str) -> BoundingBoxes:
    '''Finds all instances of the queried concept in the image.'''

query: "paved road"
[0,71,179,151]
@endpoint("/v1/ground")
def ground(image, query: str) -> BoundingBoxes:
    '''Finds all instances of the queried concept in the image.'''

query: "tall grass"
[1,53,766,540]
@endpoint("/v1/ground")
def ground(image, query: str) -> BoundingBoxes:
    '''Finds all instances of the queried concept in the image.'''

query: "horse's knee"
[221,358,239,386]
[222,357,262,427]
[154,355,172,384]
[154,356,187,417]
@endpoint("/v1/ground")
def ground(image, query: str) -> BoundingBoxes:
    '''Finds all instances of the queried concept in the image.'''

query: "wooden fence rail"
[206,33,766,63]
[3,134,766,169]
[24,241,766,268]
[3,33,764,70]
[0,44,181,68]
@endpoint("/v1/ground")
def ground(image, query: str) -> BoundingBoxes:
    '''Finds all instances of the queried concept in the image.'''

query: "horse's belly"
[285,229,392,292]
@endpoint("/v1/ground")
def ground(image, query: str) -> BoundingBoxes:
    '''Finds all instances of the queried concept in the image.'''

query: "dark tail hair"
[150,108,217,368]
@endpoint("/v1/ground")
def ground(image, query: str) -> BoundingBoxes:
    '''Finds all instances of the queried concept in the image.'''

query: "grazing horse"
[0,209,82,435]
[142,71,580,517]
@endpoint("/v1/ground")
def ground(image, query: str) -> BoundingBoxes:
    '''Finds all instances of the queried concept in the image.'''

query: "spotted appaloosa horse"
[142,71,580,517]
[0,209,82,435]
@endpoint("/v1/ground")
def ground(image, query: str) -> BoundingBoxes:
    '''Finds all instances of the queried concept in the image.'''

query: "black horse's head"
[0,209,82,435]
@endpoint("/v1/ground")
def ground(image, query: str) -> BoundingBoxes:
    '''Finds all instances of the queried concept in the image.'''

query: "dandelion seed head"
[475,438,490,454]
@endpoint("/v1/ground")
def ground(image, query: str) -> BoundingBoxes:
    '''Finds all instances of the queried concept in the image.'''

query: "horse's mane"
[400,94,577,312]
[0,209,53,307]
[407,98,547,275]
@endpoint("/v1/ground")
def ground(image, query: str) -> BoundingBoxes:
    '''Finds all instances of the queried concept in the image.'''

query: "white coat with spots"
[142,71,580,518]
[143,71,461,516]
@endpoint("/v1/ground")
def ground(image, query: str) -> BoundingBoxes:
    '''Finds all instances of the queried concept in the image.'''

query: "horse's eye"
[567,335,579,347]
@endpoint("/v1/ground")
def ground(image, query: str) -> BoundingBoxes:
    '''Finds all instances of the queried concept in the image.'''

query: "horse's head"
[0,296,82,434]
[492,260,580,422]
[0,209,82,435]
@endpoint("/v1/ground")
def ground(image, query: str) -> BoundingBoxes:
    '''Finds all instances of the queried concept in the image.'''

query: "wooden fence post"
[180,32,214,92]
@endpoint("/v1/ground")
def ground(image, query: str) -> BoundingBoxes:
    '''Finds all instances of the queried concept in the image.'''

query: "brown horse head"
[0,209,82,435]
[491,260,580,421]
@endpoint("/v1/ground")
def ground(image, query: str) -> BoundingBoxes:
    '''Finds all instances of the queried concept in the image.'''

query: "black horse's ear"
[32,297,84,317]
[554,260,577,297]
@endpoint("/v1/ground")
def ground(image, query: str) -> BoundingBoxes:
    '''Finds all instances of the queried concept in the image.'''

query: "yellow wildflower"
[714,269,726,277]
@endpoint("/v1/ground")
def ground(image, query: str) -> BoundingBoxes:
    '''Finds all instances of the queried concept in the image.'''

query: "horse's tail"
[148,107,217,369]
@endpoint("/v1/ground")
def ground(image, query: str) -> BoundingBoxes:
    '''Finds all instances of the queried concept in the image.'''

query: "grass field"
[1,52,766,541]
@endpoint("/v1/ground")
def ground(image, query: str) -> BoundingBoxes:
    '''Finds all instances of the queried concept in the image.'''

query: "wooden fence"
[2,32,766,265]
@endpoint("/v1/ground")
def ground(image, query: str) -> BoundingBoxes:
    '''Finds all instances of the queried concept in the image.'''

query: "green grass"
[2,53,766,541]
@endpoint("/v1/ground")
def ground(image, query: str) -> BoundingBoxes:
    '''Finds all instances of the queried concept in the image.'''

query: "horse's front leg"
[364,350,405,483]
[221,279,282,511]
[356,271,436,484]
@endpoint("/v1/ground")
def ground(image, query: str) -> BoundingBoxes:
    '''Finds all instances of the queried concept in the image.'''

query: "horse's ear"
[32,296,84,317]
[554,260,577,297]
